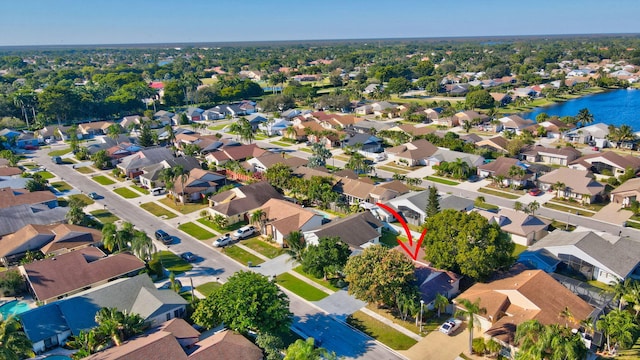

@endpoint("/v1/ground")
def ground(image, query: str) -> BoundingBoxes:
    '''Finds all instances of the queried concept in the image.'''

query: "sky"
[3,0,640,46]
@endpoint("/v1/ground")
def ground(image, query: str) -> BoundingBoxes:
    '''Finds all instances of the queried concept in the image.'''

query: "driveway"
[400,327,469,360]
[314,290,366,321]
[592,202,632,226]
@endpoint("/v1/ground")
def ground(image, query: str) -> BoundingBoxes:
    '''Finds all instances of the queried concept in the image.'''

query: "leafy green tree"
[597,309,638,354]
[386,77,412,96]
[66,329,103,358]
[255,332,284,360]
[0,315,34,359]
[455,298,487,355]
[345,152,371,174]
[137,122,153,147]
[25,173,48,192]
[284,338,336,360]
[514,320,587,360]
[301,236,351,280]
[307,142,332,168]
[163,81,185,107]
[285,231,306,263]
[94,307,148,347]
[106,124,122,144]
[425,185,440,218]
[192,271,292,334]
[212,214,228,229]
[0,270,24,295]
[465,89,495,109]
[423,209,514,280]
[265,162,293,190]
[343,245,418,311]
[66,203,85,225]
[91,149,111,170]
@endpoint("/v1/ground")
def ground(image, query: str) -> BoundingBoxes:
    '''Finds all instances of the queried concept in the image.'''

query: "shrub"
[472,337,487,355]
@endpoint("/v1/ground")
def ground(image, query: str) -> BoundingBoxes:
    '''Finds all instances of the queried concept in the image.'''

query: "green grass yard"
[47,148,72,157]
[92,175,116,185]
[275,272,329,301]
[243,238,285,259]
[140,202,178,219]
[178,222,215,240]
[74,166,95,174]
[36,171,55,179]
[68,194,95,206]
[195,282,222,297]
[51,181,72,192]
[159,198,208,214]
[346,311,418,350]
[543,202,595,217]
[197,218,248,233]
[89,209,119,224]
[223,245,265,266]
[152,251,192,274]
[478,187,520,199]
[292,266,340,291]
[113,187,141,199]
[131,185,150,194]
[270,141,293,147]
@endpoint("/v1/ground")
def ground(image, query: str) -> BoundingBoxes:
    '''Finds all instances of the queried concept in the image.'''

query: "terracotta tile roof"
[455,269,593,344]
[23,248,145,302]
[0,188,56,209]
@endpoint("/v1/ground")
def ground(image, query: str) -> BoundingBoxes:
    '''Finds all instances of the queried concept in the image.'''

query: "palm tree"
[94,308,148,347]
[345,152,371,174]
[164,124,176,145]
[514,201,524,212]
[228,121,242,140]
[238,117,255,144]
[455,298,487,355]
[552,181,566,198]
[285,231,306,263]
[433,293,449,318]
[528,201,540,216]
[66,329,102,357]
[609,278,634,311]
[101,223,119,252]
[284,126,298,141]
[558,306,575,328]
[106,124,122,144]
[450,158,471,180]
[250,209,267,234]
[0,315,34,359]
[575,108,594,127]
[130,230,155,261]
[597,309,638,355]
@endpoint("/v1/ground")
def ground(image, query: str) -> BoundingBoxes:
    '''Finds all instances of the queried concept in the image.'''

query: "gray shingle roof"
[0,204,69,237]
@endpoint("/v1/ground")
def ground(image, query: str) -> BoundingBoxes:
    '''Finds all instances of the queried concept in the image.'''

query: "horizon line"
[1,32,640,50]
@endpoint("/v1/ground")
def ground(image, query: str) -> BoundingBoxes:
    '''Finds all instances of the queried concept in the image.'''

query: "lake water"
[521,89,640,130]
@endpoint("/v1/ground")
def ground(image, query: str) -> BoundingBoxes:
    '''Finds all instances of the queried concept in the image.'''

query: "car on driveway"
[88,192,101,200]
[213,233,233,247]
[439,318,462,335]
[233,225,256,240]
[159,279,183,291]
[180,252,197,262]
[528,188,542,196]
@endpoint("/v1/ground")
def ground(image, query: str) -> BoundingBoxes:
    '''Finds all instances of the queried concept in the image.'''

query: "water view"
[521,89,640,130]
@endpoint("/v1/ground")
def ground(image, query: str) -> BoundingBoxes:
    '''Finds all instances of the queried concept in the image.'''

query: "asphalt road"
[31,145,404,360]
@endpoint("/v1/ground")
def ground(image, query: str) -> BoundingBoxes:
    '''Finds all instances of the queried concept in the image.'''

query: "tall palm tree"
[250,209,267,234]
[433,293,449,318]
[130,230,155,261]
[101,223,119,253]
[164,124,176,145]
[228,121,242,141]
[597,309,638,355]
[0,315,34,359]
[238,117,255,144]
[450,158,471,180]
[575,108,594,127]
[455,298,487,355]
[528,201,540,216]
[106,124,122,144]
[514,201,524,212]
[552,181,566,199]
[284,126,298,141]
[66,329,102,357]
[94,308,148,347]
[285,231,306,263]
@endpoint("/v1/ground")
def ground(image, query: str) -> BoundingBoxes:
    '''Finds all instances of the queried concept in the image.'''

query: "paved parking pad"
[314,290,366,320]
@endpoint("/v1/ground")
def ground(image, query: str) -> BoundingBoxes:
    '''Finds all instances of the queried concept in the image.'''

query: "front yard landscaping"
[50,181,72,192]
[425,175,459,185]
[131,185,150,194]
[159,198,208,214]
[92,175,116,185]
[298,147,313,153]
[68,194,94,206]
[478,187,520,199]
[270,140,292,147]
[140,202,178,219]
[113,187,141,199]
[223,245,265,266]
[152,251,192,274]
[275,272,329,301]
[47,148,72,157]
[378,165,410,174]
[474,199,499,211]
[543,202,595,217]
[195,282,222,297]
[346,311,418,350]
[243,238,285,259]
[292,266,340,291]
[178,222,215,240]
[35,171,55,179]
[74,166,95,174]
[89,209,119,224]
[197,218,248,233]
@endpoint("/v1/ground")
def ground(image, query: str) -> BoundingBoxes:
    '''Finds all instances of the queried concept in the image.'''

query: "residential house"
[519,145,581,166]
[383,191,474,225]
[336,178,409,206]
[342,133,383,154]
[0,166,29,189]
[473,208,550,246]
[355,101,396,116]
[259,118,291,136]
[569,151,640,178]
[427,148,485,168]
[537,168,605,204]
[454,110,488,125]
[350,119,396,135]
[610,177,640,207]
[563,123,610,145]
[453,268,593,350]
[0,187,57,209]
[522,229,640,283]
[386,124,437,140]
[20,274,187,354]
[363,83,381,95]
[460,133,482,144]
[245,113,268,130]
[497,115,536,134]
[34,125,71,143]
[0,204,69,237]
[81,319,262,360]
[246,152,308,173]
[78,121,114,138]
[476,136,510,153]
[185,107,204,122]
[304,211,383,251]
[154,110,175,126]
[257,199,324,245]
[415,263,462,310]
[477,157,535,188]
[171,169,227,203]
[385,139,439,166]
[430,115,458,127]
[490,93,512,106]
[120,115,149,130]
[0,223,101,266]
[117,147,200,179]
[21,247,145,304]
[528,118,576,138]
[445,83,469,96]
[511,87,537,98]
[204,143,268,167]
[208,181,284,225]
[0,129,39,148]
[424,107,444,121]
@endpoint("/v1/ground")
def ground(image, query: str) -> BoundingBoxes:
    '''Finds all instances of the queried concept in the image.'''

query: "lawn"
[140,202,178,219]
[346,311,418,350]
[48,148,72,157]
[615,335,640,359]
[543,202,595,217]
[69,194,95,206]
[131,185,150,194]
[89,209,119,224]
[378,166,410,174]
[243,238,285,259]
[152,251,192,274]
[178,222,216,240]
[512,243,527,258]
[208,123,227,131]
[74,166,95,174]
[223,245,265,266]
[159,198,208,214]
[292,266,340,291]
[424,176,460,185]
[197,218,248,233]
[270,140,293,147]
[379,228,400,247]
[51,181,73,192]
[36,171,55,180]
[195,282,222,297]
[113,187,141,199]
[298,147,313,153]
[474,200,499,211]
[92,175,116,185]
[478,187,521,199]
[275,272,329,301]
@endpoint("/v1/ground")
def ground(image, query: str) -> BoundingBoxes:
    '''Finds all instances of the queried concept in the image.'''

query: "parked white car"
[439,318,462,335]
[233,225,256,240]
[213,234,233,247]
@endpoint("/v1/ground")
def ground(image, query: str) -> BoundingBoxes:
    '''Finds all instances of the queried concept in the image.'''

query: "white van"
[151,187,165,196]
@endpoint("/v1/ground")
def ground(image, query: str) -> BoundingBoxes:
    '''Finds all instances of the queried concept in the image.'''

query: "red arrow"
[376,202,427,261]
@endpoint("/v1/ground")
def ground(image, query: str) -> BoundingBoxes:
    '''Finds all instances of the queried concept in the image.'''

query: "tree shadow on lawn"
[293,312,374,358]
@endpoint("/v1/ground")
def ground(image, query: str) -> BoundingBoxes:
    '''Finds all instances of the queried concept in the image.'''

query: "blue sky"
[3,0,640,46]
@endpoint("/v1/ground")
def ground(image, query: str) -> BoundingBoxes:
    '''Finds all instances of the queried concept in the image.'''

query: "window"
[166,313,171,321]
